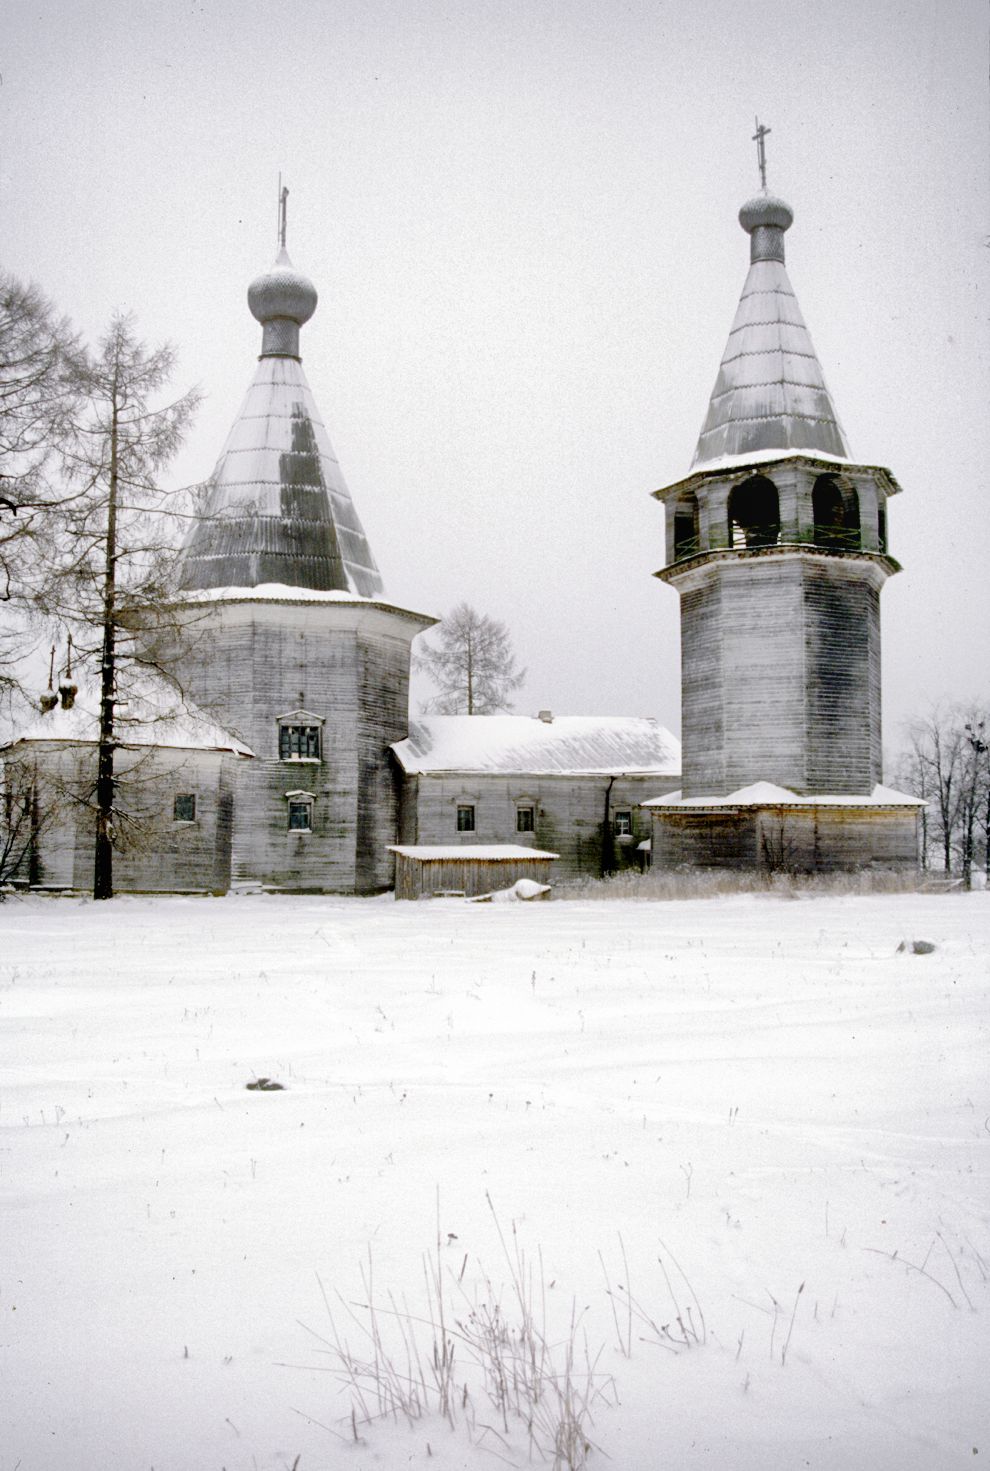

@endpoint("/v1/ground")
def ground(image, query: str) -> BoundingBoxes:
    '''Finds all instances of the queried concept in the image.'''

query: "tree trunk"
[93,395,118,900]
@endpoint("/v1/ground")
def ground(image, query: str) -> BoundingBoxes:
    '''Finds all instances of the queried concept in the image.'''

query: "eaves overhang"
[652,451,903,505]
[654,543,902,586]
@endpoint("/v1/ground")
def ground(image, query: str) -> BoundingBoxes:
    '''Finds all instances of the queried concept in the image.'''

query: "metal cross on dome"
[277,177,288,249]
[752,117,771,190]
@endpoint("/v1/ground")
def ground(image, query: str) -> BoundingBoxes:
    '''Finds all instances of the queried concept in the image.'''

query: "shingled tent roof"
[692,192,851,469]
[177,244,384,597]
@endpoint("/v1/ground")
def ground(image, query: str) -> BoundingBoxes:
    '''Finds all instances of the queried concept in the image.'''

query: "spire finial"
[278,177,288,250]
[752,117,771,190]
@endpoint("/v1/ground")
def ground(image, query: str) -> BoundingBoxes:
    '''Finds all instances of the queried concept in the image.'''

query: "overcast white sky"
[3,0,987,747]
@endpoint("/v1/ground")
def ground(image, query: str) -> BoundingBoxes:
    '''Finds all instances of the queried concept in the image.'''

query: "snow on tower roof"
[392,715,681,777]
[691,191,851,469]
[643,782,923,810]
[177,235,384,599]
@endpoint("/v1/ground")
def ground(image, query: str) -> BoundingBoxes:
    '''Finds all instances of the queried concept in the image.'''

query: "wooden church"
[2,159,919,893]
[646,157,920,871]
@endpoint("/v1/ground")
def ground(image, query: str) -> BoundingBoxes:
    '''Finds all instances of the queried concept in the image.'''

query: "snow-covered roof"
[388,845,559,861]
[179,582,437,625]
[643,782,923,810]
[391,715,681,777]
[3,671,253,757]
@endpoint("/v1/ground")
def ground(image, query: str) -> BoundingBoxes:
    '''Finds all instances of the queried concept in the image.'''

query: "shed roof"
[391,715,681,777]
[388,845,559,861]
[644,782,923,810]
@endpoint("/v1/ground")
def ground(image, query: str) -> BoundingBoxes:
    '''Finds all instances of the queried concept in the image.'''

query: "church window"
[279,723,321,761]
[516,805,535,833]
[456,804,475,833]
[728,475,780,549]
[173,793,196,823]
[877,500,888,552]
[287,793,314,831]
[613,809,633,836]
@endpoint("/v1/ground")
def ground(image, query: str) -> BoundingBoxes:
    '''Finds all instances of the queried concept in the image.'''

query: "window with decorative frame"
[286,791,315,832]
[456,804,475,833]
[516,805,535,833]
[613,809,633,836]
[277,709,324,762]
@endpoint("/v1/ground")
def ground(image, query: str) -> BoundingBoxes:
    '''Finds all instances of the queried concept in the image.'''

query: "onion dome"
[247,246,318,359]
[690,190,851,466]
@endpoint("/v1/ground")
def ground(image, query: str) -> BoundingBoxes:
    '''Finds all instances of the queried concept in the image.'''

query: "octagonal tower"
[649,184,920,870]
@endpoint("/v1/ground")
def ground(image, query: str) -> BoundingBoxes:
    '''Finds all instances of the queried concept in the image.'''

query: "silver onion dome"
[248,246,318,358]
[738,191,793,264]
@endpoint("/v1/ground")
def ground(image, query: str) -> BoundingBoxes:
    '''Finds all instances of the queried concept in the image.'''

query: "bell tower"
[649,135,920,870]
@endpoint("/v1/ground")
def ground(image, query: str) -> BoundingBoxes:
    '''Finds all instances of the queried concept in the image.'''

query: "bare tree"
[39,315,200,900]
[416,602,525,715]
[0,273,83,711]
[901,703,989,885]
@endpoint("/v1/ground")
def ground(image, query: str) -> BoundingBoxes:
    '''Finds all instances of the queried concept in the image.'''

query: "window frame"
[276,709,325,763]
[613,808,633,837]
[173,792,197,824]
[285,790,315,833]
[456,803,476,834]
[515,804,535,833]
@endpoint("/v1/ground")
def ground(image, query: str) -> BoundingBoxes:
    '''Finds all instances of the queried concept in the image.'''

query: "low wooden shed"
[388,844,559,900]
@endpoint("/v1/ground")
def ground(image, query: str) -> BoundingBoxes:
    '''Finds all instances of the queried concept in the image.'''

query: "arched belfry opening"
[812,473,860,550]
[673,492,700,560]
[728,475,780,549]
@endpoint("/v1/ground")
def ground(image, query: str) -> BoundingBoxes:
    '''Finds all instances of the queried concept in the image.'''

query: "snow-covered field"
[1,889,987,1471]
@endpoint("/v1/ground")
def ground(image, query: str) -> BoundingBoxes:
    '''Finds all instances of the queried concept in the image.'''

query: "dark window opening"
[812,474,861,550]
[613,809,633,836]
[728,475,780,549]
[288,799,313,831]
[173,793,196,823]
[516,806,535,833]
[673,492,701,561]
[279,723,321,760]
[877,500,888,552]
[456,805,475,833]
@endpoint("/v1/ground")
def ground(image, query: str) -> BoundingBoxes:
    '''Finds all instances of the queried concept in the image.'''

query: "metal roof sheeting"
[392,715,681,776]
[692,235,852,468]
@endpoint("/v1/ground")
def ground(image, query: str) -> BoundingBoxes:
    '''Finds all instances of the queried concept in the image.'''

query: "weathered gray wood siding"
[393,852,556,899]
[173,599,425,892]
[678,553,885,797]
[407,773,665,880]
[18,744,238,892]
[652,804,918,872]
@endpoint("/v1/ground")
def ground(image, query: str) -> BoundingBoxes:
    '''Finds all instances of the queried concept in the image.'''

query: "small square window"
[613,809,632,836]
[173,793,196,823]
[516,806,535,833]
[288,799,313,831]
[279,724,321,760]
[456,804,475,833]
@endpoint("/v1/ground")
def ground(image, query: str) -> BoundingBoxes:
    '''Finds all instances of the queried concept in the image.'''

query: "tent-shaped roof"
[392,715,681,777]
[177,245,384,598]
[692,193,851,469]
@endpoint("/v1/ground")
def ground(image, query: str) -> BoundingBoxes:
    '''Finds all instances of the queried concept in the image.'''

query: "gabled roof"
[3,671,253,757]
[692,193,851,469]
[177,245,384,598]
[392,715,681,777]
